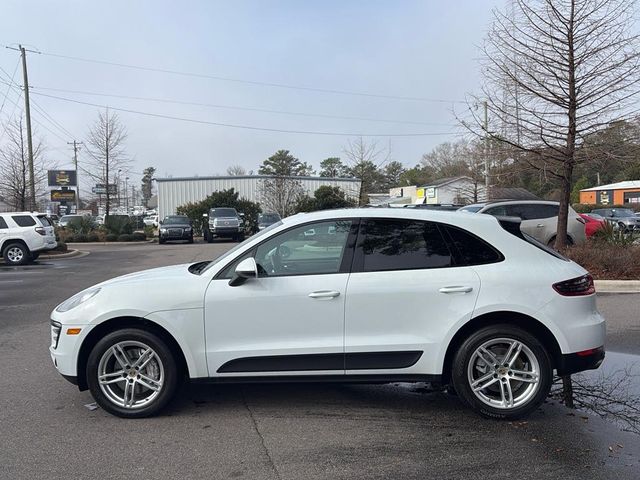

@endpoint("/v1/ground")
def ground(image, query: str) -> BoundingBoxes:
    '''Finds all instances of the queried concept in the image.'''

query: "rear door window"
[0,217,7,229]
[12,215,36,227]
[356,219,453,272]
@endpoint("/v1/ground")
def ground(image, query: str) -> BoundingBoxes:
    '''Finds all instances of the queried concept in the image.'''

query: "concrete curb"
[595,280,640,293]
[66,240,154,246]
[38,249,85,260]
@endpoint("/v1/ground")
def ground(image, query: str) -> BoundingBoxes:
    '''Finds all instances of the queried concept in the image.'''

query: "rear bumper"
[556,346,605,376]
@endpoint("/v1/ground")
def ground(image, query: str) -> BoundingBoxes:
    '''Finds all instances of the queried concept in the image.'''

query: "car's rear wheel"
[2,242,31,266]
[86,328,179,418]
[451,324,552,419]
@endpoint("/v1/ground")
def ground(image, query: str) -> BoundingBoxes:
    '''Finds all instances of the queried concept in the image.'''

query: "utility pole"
[125,176,129,212]
[19,45,36,211]
[68,140,83,212]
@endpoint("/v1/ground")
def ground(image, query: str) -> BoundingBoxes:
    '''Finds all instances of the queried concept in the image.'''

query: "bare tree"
[258,177,303,217]
[469,0,640,248]
[86,109,129,217]
[0,117,47,210]
[343,137,389,205]
[226,165,246,176]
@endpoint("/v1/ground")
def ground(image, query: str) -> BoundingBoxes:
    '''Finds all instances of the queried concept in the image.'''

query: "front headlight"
[50,320,62,349]
[160,228,167,233]
[185,227,192,232]
[56,288,101,313]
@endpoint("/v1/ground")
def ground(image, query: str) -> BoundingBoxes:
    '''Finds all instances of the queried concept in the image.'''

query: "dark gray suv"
[590,208,639,232]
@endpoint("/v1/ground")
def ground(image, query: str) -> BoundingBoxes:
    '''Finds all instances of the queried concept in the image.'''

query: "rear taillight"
[553,274,595,296]
[35,226,46,236]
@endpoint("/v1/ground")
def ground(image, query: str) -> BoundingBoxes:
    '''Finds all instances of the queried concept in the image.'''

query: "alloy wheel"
[97,340,164,409]
[467,337,540,410]
[7,246,24,263]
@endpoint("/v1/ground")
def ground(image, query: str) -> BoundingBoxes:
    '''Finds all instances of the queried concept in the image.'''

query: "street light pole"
[125,177,129,213]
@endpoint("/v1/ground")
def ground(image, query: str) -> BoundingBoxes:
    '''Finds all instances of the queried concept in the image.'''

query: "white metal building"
[156,175,362,219]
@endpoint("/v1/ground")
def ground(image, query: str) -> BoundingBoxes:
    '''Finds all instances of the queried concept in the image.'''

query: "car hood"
[52,263,208,324]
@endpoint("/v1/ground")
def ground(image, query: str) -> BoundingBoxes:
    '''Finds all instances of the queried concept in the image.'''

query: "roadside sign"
[48,170,77,187]
[92,184,118,194]
[51,190,76,202]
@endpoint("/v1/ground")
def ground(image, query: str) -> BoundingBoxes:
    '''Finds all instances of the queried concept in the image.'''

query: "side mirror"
[229,257,258,286]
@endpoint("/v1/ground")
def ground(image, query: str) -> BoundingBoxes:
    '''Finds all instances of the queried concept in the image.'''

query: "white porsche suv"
[50,209,605,419]
[0,212,57,265]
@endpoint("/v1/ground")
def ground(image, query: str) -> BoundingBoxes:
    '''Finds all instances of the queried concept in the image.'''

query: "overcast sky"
[0,0,500,186]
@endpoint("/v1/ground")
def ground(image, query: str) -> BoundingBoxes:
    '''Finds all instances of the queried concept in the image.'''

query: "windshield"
[163,216,190,225]
[210,208,237,218]
[259,213,281,224]
[612,209,635,217]
[199,220,283,274]
[60,215,82,222]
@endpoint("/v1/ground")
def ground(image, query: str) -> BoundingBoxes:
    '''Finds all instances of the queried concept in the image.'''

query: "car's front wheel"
[451,324,552,419]
[86,328,179,418]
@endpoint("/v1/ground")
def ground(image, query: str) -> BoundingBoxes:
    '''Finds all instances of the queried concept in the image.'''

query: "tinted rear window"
[38,216,52,227]
[442,225,504,266]
[12,215,36,227]
[0,217,7,229]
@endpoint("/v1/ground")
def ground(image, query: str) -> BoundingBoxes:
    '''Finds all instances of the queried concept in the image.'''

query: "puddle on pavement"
[567,351,640,435]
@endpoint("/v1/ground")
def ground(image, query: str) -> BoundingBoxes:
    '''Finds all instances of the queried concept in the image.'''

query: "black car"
[159,215,194,244]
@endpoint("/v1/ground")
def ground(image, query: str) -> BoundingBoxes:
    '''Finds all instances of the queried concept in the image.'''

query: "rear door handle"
[536,224,544,228]
[439,286,473,294]
[308,290,341,299]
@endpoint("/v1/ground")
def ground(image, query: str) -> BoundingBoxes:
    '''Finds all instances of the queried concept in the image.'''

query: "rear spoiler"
[495,216,525,239]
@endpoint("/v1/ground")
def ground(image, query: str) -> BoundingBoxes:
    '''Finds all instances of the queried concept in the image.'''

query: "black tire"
[30,252,40,261]
[451,324,552,420]
[86,328,179,418]
[188,236,194,244]
[158,238,165,244]
[207,234,214,243]
[237,233,245,242]
[2,242,31,266]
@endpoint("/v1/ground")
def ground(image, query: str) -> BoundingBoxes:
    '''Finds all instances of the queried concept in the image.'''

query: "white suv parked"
[50,209,605,419]
[0,212,57,265]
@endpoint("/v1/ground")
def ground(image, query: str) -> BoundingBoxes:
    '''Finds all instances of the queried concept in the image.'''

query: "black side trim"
[61,374,79,386]
[217,350,424,373]
[217,353,343,373]
[345,351,423,370]
[192,374,441,385]
[556,347,605,376]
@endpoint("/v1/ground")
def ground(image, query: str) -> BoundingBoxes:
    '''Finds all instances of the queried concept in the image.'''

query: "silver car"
[590,208,639,232]
[458,200,586,246]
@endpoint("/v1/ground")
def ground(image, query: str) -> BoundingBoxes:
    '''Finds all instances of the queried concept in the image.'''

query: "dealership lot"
[1,242,639,480]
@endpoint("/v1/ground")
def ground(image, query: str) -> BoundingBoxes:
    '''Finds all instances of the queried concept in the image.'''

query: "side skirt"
[191,374,442,385]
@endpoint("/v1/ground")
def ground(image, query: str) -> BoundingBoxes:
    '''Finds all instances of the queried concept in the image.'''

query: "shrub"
[87,231,106,242]
[55,227,74,243]
[132,232,146,241]
[104,215,133,235]
[144,225,156,238]
[564,243,640,280]
[69,216,96,234]
[590,221,636,246]
[105,233,118,242]
[118,234,133,242]
[72,233,88,243]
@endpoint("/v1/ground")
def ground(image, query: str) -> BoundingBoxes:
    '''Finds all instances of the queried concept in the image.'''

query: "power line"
[0,59,20,115]
[32,91,458,137]
[28,84,458,127]
[29,48,466,104]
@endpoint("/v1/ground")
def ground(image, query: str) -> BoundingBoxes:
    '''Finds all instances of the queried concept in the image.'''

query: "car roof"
[0,211,47,216]
[283,207,501,229]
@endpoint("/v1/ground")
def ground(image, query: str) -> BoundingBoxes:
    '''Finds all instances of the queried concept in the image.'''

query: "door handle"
[439,286,473,294]
[536,224,544,228]
[308,290,341,299]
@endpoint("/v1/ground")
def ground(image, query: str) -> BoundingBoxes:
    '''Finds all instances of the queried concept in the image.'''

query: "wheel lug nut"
[493,374,498,378]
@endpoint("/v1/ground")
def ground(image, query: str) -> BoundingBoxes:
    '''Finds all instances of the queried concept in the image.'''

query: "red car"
[580,213,606,238]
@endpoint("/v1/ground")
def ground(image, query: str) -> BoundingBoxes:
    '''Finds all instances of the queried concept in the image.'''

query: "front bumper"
[210,226,241,236]
[556,346,605,375]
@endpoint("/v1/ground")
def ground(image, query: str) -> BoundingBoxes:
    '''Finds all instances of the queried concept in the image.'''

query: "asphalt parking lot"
[1,241,639,480]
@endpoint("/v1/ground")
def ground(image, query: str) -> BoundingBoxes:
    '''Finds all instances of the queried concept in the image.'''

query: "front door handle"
[439,286,473,294]
[536,224,544,228]
[308,290,341,299]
